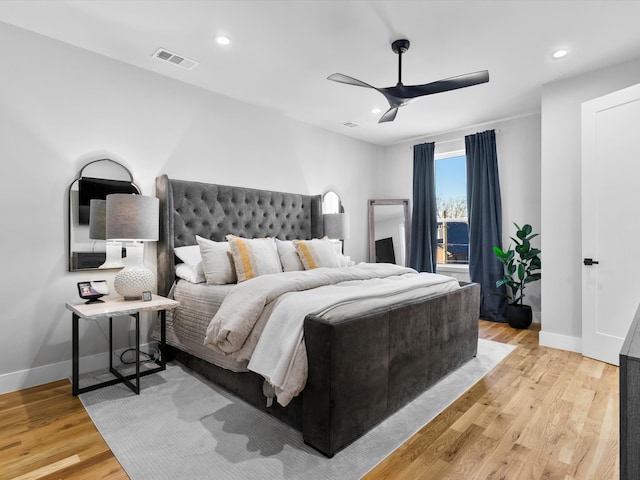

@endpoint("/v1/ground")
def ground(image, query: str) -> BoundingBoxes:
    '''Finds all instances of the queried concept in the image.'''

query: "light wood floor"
[364,322,619,480]
[0,321,619,480]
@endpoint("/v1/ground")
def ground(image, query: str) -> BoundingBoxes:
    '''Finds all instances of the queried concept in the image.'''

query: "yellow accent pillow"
[226,235,282,282]
[293,238,342,269]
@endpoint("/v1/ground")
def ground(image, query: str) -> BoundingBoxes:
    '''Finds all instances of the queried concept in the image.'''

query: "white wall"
[7,16,638,394]
[0,22,381,393]
[540,57,640,352]
[377,114,542,320]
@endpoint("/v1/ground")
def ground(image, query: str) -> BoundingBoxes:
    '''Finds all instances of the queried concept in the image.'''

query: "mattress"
[154,280,247,372]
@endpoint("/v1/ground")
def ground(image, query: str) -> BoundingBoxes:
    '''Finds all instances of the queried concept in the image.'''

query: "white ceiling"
[1,0,640,146]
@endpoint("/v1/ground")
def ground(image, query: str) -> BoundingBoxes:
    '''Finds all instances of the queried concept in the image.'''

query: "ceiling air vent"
[341,121,361,128]
[153,48,199,70]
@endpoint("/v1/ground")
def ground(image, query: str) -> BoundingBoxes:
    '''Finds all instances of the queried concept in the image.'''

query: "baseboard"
[0,342,158,395]
[539,330,582,354]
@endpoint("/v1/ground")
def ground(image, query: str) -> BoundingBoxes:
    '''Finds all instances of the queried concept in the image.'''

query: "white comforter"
[203,263,459,406]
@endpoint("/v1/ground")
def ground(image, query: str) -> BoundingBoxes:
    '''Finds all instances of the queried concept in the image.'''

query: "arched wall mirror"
[322,190,350,253]
[322,190,343,214]
[67,158,140,271]
[368,199,410,267]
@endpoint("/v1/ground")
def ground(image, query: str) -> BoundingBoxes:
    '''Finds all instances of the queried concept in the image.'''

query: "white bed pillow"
[174,244,202,266]
[196,235,237,285]
[175,262,206,284]
[329,240,353,267]
[293,238,343,269]
[226,235,282,282]
[275,239,305,272]
[174,244,206,283]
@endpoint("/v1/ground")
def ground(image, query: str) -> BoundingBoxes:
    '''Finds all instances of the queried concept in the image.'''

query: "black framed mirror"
[67,158,140,271]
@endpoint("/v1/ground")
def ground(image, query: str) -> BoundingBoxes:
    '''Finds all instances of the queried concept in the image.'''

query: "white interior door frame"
[582,82,640,366]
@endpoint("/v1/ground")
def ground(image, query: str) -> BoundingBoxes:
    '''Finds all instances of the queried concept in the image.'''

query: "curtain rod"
[409,129,501,150]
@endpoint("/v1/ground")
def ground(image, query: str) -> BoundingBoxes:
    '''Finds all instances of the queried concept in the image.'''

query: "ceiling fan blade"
[399,70,490,99]
[327,73,377,90]
[378,107,398,123]
[328,39,489,123]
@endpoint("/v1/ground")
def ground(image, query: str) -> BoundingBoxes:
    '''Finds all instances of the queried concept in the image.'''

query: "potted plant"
[493,223,541,328]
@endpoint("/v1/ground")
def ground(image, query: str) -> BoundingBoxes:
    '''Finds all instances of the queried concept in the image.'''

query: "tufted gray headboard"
[155,174,323,296]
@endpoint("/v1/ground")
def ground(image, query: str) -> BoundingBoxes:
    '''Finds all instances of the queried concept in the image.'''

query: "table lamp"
[89,199,125,269]
[323,213,350,253]
[323,213,350,239]
[106,194,159,300]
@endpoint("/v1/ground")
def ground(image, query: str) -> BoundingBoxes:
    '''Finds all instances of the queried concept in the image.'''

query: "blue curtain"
[465,130,506,321]
[409,142,437,273]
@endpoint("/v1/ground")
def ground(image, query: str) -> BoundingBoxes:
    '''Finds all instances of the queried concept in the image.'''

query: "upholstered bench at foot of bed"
[302,282,480,457]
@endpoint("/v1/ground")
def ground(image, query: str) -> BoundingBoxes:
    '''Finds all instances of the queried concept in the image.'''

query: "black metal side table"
[66,294,179,395]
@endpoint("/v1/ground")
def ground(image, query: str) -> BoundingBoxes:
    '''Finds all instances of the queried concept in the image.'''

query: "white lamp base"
[114,242,154,300]
[98,241,125,269]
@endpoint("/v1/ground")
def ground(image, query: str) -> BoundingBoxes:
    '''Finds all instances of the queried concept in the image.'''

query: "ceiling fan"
[328,39,489,123]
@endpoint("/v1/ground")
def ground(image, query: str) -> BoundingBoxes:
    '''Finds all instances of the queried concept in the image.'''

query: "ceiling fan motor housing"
[391,39,410,54]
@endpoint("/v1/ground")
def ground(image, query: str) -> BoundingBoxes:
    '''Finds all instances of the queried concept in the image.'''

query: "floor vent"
[153,48,199,70]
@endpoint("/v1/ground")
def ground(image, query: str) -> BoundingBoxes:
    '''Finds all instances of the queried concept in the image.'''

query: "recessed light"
[552,49,568,59]
[215,35,231,46]
[371,107,382,114]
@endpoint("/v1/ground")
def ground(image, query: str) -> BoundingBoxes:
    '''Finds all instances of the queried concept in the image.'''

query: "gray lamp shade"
[323,213,350,240]
[106,194,159,242]
[89,199,107,240]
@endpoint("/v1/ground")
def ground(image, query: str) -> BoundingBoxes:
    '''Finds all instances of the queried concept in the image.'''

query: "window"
[435,153,468,265]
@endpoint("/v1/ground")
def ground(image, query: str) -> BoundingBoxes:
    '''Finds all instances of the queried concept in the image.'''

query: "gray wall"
[377,114,542,321]
[540,57,640,351]
[4,16,640,394]
[0,22,380,393]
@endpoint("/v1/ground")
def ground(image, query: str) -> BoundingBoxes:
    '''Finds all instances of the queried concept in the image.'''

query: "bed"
[154,174,480,457]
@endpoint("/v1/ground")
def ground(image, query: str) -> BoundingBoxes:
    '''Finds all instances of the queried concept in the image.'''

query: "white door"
[582,83,640,365]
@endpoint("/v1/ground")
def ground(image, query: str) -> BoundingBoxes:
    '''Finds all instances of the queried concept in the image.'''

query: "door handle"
[583,258,599,266]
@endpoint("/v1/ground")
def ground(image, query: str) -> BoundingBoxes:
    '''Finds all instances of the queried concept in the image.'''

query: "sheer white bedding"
[203,263,460,406]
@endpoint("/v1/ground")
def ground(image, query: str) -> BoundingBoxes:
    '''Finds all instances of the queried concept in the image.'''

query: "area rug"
[80,338,515,480]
